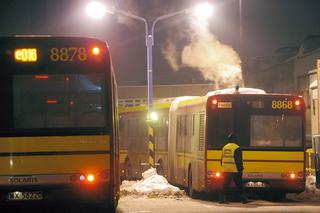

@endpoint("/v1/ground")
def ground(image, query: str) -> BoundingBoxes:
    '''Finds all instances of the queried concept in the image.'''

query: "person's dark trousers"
[219,172,248,203]
[219,172,233,203]
[233,172,248,202]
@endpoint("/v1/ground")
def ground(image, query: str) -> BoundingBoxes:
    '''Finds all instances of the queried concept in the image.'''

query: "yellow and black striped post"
[148,124,155,167]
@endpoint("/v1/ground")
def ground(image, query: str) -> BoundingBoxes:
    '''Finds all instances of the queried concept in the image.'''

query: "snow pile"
[120,168,185,198]
[292,175,320,200]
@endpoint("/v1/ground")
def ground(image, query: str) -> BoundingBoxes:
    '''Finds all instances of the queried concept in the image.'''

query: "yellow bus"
[167,88,306,200]
[119,99,172,180]
[0,36,119,211]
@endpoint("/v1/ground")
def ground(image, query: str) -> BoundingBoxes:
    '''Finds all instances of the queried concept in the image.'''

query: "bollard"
[148,124,155,167]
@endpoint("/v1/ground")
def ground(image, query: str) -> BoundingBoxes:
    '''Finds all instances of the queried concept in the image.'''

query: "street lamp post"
[148,10,189,114]
[108,9,188,115]
[86,1,213,166]
[86,1,212,114]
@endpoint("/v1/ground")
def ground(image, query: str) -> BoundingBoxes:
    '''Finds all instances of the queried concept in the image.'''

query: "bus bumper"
[205,179,305,194]
[0,183,112,204]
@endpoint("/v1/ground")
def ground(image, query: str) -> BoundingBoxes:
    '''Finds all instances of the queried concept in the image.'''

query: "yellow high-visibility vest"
[221,142,239,172]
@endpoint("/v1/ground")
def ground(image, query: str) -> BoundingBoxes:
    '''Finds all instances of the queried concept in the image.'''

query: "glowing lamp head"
[295,100,300,106]
[92,47,100,55]
[148,112,159,122]
[86,1,107,19]
[193,2,213,21]
[87,174,95,182]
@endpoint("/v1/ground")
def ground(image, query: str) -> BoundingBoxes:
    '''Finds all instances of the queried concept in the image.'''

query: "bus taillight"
[211,99,218,109]
[281,172,299,179]
[79,175,86,181]
[207,171,221,178]
[92,46,100,55]
[77,174,95,183]
[212,99,218,105]
[87,174,95,182]
[290,173,296,179]
[47,100,58,104]
[215,172,221,178]
[294,99,301,110]
[35,75,49,80]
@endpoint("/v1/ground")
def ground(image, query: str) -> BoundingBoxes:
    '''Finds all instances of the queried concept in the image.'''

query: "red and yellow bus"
[168,88,306,200]
[0,36,119,211]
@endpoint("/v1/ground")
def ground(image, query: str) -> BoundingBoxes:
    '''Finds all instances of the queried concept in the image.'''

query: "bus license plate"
[245,181,267,188]
[8,191,43,201]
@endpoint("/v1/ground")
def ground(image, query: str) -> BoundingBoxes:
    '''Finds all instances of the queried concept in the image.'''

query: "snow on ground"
[289,175,320,200]
[120,168,185,198]
[121,170,320,201]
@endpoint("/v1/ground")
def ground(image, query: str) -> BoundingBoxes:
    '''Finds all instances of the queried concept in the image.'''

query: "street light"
[193,2,214,21]
[86,1,213,166]
[86,1,213,115]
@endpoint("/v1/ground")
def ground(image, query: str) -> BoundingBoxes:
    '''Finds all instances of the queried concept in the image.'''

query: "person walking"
[219,132,249,204]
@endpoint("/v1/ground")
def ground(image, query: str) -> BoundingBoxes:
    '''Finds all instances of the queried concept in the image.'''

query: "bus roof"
[206,87,266,96]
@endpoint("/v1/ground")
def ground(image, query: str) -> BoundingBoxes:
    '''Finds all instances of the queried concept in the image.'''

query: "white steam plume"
[163,18,243,88]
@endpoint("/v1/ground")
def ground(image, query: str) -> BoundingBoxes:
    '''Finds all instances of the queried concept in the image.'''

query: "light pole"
[86,1,213,115]
[86,1,213,166]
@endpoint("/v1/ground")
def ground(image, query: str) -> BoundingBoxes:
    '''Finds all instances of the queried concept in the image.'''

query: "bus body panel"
[168,97,207,191]
[119,101,171,180]
[0,36,119,207]
[0,135,110,175]
[168,92,306,196]
[206,150,305,193]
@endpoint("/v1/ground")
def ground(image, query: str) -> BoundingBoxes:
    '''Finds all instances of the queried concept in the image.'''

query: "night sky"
[1,0,320,85]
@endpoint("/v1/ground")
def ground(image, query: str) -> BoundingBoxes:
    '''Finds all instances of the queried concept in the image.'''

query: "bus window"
[13,73,105,129]
[250,115,302,147]
[207,110,234,149]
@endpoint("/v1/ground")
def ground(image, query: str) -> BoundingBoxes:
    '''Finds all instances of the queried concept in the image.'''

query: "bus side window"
[199,112,205,151]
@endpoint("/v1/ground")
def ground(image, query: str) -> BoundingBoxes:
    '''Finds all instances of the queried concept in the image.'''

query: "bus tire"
[188,168,197,198]
[124,157,131,180]
[156,159,164,176]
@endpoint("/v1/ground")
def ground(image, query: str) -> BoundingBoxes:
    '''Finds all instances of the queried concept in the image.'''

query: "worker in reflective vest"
[219,132,249,204]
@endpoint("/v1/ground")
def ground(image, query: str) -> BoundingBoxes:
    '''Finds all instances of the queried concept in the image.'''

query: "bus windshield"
[13,73,106,129]
[250,115,302,147]
[206,96,304,149]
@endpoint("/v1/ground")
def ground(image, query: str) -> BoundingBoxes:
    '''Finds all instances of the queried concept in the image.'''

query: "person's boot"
[242,199,250,204]
[219,194,229,204]
[241,194,251,204]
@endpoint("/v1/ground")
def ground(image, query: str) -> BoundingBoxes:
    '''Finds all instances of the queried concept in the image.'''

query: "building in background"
[246,35,320,146]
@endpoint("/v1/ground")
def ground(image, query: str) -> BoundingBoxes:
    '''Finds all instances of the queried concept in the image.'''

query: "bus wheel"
[188,169,196,198]
[156,159,164,176]
[124,158,131,180]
